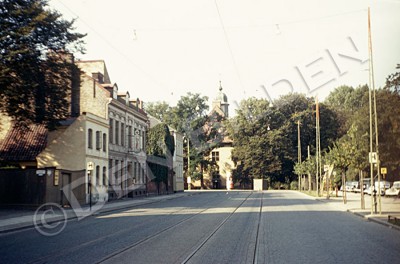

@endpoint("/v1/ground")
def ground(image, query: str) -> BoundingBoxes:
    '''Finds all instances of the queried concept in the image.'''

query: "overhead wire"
[214,0,246,95]
[54,0,166,91]
[130,8,366,32]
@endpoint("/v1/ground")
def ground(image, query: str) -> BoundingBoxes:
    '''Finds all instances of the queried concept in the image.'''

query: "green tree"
[146,93,223,189]
[0,0,85,129]
[228,97,288,185]
[385,64,400,93]
[229,93,340,188]
[145,101,173,124]
[325,85,369,135]
[146,123,175,193]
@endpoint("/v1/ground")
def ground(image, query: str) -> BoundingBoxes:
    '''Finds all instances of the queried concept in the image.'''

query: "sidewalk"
[314,191,400,231]
[0,192,192,234]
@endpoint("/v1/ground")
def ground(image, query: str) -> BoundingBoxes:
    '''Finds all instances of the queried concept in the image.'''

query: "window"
[139,130,143,150]
[133,162,137,182]
[142,130,146,150]
[96,165,100,186]
[103,166,107,186]
[115,121,119,145]
[121,123,125,146]
[96,131,101,150]
[109,119,113,144]
[108,159,113,186]
[88,129,93,149]
[128,126,132,149]
[103,133,107,151]
[120,160,124,189]
[115,160,119,184]
[127,162,132,179]
[212,151,219,162]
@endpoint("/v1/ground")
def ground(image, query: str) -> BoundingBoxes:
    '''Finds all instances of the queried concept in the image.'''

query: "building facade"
[190,82,235,190]
[77,60,149,199]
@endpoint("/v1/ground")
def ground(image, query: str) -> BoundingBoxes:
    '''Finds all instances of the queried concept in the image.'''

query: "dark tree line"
[0,0,85,129]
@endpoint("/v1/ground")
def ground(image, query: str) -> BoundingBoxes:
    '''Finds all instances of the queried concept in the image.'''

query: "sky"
[48,0,400,113]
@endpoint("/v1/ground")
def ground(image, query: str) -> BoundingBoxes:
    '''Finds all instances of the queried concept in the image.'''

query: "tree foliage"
[146,93,224,187]
[228,93,340,186]
[146,123,175,158]
[0,0,85,128]
[146,123,175,187]
[325,85,369,135]
[146,93,209,134]
[385,64,400,93]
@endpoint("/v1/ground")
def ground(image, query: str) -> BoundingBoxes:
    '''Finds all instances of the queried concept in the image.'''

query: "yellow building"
[191,82,235,190]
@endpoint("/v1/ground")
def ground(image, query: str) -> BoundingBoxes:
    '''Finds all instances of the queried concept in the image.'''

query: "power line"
[127,8,366,32]
[54,0,166,91]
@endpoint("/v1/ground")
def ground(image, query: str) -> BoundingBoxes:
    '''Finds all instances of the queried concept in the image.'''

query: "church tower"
[212,81,229,118]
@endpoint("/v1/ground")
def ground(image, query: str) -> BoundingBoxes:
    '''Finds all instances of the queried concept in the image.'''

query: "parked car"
[365,181,388,196]
[340,181,359,192]
[385,181,400,197]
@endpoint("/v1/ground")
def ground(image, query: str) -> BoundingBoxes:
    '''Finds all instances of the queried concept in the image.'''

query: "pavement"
[0,192,194,233]
[313,191,400,231]
[0,190,399,234]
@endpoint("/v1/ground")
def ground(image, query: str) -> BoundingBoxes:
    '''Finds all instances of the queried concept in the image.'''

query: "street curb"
[349,210,400,232]
[0,192,196,234]
[309,194,400,232]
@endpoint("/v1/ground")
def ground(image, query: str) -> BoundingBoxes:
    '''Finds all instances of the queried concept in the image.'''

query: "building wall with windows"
[106,85,148,199]
[36,60,112,205]
[209,145,234,189]
[76,60,148,200]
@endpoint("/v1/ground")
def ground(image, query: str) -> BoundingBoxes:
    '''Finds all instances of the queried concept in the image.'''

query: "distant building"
[189,82,235,190]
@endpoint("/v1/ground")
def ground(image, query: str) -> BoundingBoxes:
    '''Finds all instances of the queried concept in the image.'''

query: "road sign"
[369,152,377,164]
[87,162,94,171]
[381,167,387,174]
[36,169,46,176]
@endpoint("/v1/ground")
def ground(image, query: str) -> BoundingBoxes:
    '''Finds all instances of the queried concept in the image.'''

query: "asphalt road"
[1,191,399,264]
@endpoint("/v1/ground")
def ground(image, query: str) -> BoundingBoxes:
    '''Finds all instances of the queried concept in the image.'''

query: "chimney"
[92,72,104,84]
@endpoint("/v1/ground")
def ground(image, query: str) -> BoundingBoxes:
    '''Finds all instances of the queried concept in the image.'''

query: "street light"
[183,135,191,190]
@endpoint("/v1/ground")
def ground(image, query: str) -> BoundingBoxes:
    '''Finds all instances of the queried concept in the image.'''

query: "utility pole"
[315,97,321,197]
[360,170,365,209]
[297,120,301,191]
[368,7,380,214]
[308,145,311,191]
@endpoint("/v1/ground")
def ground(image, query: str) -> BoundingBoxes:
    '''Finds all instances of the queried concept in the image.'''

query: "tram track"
[180,191,264,264]
[27,192,227,264]
[97,191,264,264]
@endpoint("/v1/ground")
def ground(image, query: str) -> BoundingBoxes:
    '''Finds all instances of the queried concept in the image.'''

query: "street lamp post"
[184,135,191,190]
